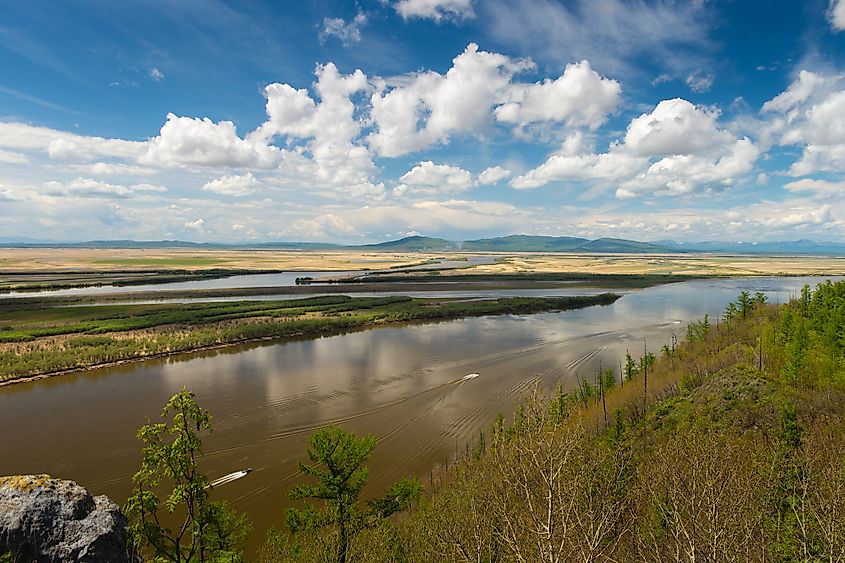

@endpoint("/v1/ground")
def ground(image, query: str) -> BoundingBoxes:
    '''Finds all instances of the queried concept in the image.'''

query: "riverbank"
[0,268,286,294]
[0,293,620,384]
[0,274,676,307]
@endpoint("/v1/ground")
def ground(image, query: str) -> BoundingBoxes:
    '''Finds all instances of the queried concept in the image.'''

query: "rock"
[0,475,136,562]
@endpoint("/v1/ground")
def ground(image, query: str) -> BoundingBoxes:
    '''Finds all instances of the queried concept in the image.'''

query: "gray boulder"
[0,475,136,562]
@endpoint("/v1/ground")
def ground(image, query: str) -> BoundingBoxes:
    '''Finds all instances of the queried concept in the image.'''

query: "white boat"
[209,468,253,488]
[460,373,480,381]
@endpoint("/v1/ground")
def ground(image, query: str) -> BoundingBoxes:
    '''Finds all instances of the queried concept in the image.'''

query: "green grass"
[331,272,701,288]
[93,257,225,266]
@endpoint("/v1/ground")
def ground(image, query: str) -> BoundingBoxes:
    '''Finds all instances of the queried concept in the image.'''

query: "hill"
[353,234,676,253]
[461,234,589,251]
[6,235,845,255]
[359,235,455,251]
[260,281,845,561]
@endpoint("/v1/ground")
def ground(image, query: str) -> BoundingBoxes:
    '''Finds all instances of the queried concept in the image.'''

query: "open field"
[0,248,448,272]
[3,248,845,279]
[469,253,845,276]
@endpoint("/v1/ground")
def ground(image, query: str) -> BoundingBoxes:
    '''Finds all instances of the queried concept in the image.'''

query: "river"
[2,255,498,299]
[0,275,835,551]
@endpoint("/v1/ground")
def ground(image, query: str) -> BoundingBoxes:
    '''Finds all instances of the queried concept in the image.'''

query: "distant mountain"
[4,235,845,255]
[462,235,589,252]
[252,241,344,250]
[656,240,845,255]
[578,238,670,253]
[360,235,455,251]
[358,235,675,253]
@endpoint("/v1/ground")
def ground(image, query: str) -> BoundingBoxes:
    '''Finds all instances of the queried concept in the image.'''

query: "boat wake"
[210,468,252,488]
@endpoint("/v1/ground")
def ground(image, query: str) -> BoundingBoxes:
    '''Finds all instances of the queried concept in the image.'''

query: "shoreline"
[0,275,691,306]
[0,294,621,387]
[0,332,311,388]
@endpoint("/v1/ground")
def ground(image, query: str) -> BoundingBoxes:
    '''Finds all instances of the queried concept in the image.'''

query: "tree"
[639,352,656,398]
[287,426,421,563]
[799,284,812,318]
[602,368,616,391]
[623,352,638,382]
[738,291,753,318]
[124,388,249,563]
[472,429,486,461]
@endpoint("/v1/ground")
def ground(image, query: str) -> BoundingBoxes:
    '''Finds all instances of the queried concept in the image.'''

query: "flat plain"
[2,248,845,276]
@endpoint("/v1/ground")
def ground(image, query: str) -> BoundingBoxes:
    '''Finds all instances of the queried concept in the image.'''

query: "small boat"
[460,373,480,381]
[209,468,253,488]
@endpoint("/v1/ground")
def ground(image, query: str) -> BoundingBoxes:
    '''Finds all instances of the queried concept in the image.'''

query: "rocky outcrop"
[0,475,136,562]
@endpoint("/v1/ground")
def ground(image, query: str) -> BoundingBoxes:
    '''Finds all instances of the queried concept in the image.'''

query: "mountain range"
[4,235,845,255]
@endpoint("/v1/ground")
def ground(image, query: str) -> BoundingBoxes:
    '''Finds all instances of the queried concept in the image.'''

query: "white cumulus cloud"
[394,0,474,22]
[252,63,378,190]
[623,99,733,157]
[511,151,646,189]
[512,98,759,196]
[686,71,714,93]
[185,218,205,231]
[397,161,474,195]
[368,43,532,157]
[202,172,261,197]
[143,113,282,168]
[320,13,367,45]
[477,166,511,185]
[619,138,759,197]
[761,71,845,175]
[829,0,845,31]
[494,60,620,130]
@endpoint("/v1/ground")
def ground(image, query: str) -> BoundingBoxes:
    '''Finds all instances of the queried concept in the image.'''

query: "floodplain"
[2,248,844,554]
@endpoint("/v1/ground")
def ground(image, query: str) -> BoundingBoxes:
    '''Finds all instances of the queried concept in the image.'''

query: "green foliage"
[285,426,421,563]
[769,280,845,389]
[124,388,249,562]
[738,290,753,318]
[686,314,711,342]
[472,429,486,461]
[624,351,638,381]
[602,367,617,390]
[577,377,595,403]
[639,352,656,376]
[724,301,739,321]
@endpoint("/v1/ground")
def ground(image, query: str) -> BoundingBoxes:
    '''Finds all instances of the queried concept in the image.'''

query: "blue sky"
[2,0,845,243]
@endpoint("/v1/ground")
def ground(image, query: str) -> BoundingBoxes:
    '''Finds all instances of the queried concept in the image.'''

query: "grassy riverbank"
[0,293,620,383]
[330,271,697,287]
[0,268,283,293]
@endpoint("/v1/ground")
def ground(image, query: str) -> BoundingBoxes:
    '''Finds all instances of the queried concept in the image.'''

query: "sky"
[2,0,845,243]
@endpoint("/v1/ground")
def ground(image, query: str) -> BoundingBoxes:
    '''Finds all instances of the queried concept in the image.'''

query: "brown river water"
[0,276,836,552]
